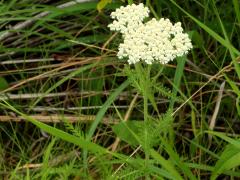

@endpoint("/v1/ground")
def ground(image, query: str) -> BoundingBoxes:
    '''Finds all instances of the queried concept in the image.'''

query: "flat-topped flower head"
[109,3,192,64]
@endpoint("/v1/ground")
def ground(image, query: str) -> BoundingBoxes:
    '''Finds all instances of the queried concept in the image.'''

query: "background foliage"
[0,0,240,179]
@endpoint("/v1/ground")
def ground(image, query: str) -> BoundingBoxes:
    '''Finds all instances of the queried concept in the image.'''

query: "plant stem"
[143,91,150,176]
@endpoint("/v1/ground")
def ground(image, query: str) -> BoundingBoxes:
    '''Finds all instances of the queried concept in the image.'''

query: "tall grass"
[0,0,240,179]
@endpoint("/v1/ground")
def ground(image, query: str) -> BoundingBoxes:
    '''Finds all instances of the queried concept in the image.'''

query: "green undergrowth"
[0,0,240,179]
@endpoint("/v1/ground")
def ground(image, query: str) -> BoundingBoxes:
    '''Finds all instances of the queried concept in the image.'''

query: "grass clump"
[0,0,240,179]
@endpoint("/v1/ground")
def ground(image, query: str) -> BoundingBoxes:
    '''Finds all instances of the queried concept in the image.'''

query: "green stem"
[134,63,150,177]
[143,90,149,158]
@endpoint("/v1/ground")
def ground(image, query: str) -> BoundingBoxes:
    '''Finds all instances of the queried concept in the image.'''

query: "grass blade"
[150,149,183,180]
[169,0,240,56]
[0,100,109,155]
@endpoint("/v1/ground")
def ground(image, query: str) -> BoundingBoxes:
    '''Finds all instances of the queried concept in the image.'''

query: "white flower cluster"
[108,3,192,64]
[108,3,150,34]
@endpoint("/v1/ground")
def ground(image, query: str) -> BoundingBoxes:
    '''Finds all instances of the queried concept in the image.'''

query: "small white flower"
[108,3,192,64]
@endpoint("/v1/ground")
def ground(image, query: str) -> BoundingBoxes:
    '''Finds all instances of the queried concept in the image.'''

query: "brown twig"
[0,114,119,124]
[172,62,233,116]
[0,57,100,93]
[208,81,225,145]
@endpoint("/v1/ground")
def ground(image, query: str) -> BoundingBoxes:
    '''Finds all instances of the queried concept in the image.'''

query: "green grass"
[0,0,240,179]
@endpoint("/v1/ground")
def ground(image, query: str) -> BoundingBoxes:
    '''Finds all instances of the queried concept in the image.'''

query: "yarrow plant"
[108,3,192,64]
